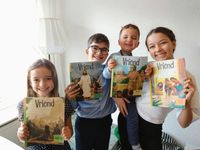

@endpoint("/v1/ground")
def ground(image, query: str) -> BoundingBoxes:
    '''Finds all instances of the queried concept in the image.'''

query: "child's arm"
[108,59,117,71]
[178,77,195,128]
[106,58,129,116]
[17,122,29,143]
[114,98,130,116]
[62,116,73,140]
[103,59,117,78]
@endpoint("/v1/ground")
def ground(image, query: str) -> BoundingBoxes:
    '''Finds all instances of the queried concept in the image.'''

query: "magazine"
[110,56,148,98]
[150,58,186,108]
[69,61,103,101]
[24,97,65,146]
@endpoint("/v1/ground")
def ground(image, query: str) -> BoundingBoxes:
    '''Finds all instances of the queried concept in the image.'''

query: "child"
[106,24,142,150]
[136,26,200,150]
[65,33,117,150]
[17,58,74,150]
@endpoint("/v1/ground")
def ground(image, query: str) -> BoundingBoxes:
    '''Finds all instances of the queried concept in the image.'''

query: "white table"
[0,136,24,149]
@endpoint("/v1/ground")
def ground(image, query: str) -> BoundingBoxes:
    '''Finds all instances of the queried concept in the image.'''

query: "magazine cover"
[69,61,103,101]
[24,97,65,146]
[150,58,186,108]
[110,56,148,98]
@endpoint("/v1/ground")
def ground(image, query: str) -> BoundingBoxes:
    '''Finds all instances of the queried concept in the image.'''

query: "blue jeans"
[126,101,139,145]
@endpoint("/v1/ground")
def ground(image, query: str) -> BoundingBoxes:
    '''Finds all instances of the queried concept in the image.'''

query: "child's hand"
[113,98,130,116]
[62,126,73,140]
[145,63,153,77]
[108,59,117,71]
[65,83,80,100]
[184,77,195,102]
[178,77,195,128]
[17,122,29,142]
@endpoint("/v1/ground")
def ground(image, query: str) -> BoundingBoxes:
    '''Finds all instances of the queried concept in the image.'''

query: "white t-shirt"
[136,71,200,124]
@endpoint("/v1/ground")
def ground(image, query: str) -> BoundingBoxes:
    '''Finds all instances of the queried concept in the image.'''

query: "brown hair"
[119,24,140,39]
[27,58,59,97]
[87,33,110,48]
[145,27,176,51]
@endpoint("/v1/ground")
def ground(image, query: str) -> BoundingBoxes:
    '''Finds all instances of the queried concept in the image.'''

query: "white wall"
[61,0,200,147]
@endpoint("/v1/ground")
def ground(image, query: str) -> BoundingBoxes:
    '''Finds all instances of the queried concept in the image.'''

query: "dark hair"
[119,24,140,39]
[27,58,59,97]
[145,27,176,51]
[87,33,110,48]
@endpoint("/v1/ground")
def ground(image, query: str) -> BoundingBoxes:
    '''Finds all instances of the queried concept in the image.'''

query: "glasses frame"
[89,45,109,55]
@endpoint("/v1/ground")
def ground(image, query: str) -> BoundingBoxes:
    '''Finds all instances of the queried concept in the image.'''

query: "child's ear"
[118,39,121,46]
[136,41,140,47]
[172,41,176,52]
[84,48,89,55]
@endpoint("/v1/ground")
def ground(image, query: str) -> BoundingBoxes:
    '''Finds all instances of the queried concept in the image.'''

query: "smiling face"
[29,66,54,97]
[146,32,176,61]
[118,27,140,54]
[85,42,109,63]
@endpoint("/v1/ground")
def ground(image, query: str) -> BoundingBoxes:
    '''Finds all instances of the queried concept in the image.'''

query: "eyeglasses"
[89,45,109,55]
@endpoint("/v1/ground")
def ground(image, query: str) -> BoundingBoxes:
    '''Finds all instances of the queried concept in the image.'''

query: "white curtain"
[36,0,66,96]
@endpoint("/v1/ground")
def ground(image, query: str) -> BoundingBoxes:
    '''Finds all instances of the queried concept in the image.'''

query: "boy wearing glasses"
[65,33,117,150]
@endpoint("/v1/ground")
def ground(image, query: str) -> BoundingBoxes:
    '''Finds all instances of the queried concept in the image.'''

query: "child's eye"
[101,48,108,52]
[148,45,155,50]
[159,41,168,46]
[92,46,98,50]
[44,76,53,81]
[46,77,53,80]
[123,36,128,39]
[131,37,137,40]
[33,79,39,82]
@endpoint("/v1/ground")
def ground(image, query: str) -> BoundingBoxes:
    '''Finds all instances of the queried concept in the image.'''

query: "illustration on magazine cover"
[69,61,103,101]
[24,97,65,146]
[110,56,148,98]
[150,58,186,108]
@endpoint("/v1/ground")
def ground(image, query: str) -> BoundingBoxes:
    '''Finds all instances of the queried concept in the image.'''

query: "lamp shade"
[37,0,66,54]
